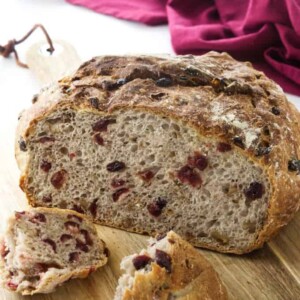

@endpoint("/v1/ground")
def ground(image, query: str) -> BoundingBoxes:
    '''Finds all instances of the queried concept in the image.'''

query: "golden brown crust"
[16,52,300,254]
[121,231,227,300]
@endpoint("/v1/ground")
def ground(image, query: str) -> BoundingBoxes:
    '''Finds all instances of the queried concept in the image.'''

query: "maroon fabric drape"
[67,0,300,96]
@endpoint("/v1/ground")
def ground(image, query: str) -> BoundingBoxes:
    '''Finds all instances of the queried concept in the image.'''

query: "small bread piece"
[0,207,108,295]
[115,231,227,300]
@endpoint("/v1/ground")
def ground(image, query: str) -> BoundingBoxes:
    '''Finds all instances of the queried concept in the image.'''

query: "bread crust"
[120,231,227,300]
[0,207,108,295]
[16,52,300,254]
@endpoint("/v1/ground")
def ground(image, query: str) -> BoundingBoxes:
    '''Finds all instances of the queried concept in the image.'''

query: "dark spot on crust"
[233,136,245,149]
[155,249,172,273]
[288,159,300,173]
[19,138,27,152]
[89,97,100,109]
[150,92,166,101]
[244,182,265,204]
[116,78,127,86]
[32,94,38,104]
[147,197,167,217]
[132,255,152,270]
[255,141,271,156]
[271,107,280,115]
[106,161,126,172]
[104,247,110,257]
[156,77,172,87]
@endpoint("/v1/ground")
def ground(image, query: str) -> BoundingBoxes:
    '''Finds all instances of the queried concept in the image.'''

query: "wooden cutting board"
[0,44,299,300]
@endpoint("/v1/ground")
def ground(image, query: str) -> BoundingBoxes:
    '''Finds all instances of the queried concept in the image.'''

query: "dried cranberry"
[94,133,104,145]
[7,281,18,290]
[76,240,89,252]
[89,97,100,109]
[155,249,172,273]
[64,221,80,234]
[92,119,116,132]
[42,195,52,203]
[106,161,126,172]
[288,159,300,172]
[67,214,83,223]
[42,238,57,252]
[217,142,232,152]
[271,107,280,115]
[177,165,202,187]
[18,138,27,152]
[80,229,93,246]
[112,188,129,202]
[0,242,9,258]
[111,178,125,188]
[69,252,80,263]
[156,77,172,87]
[15,211,26,219]
[69,152,76,160]
[138,170,155,182]
[50,170,67,189]
[233,136,245,149]
[37,136,55,143]
[30,213,46,223]
[40,160,52,172]
[72,205,84,214]
[89,199,98,218]
[132,255,152,270]
[147,197,167,217]
[60,234,73,242]
[188,152,208,171]
[244,182,265,201]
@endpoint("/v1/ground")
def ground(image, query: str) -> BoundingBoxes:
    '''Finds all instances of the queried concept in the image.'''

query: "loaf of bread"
[114,231,227,300]
[0,208,108,295]
[16,52,300,254]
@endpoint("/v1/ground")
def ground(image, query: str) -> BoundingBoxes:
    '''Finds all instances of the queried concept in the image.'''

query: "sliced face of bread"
[16,53,300,254]
[0,208,108,295]
[114,231,227,300]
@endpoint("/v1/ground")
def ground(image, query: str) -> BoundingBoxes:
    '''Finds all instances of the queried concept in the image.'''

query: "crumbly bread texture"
[114,231,227,300]
[0,207,108,295]
[16,52,300,254]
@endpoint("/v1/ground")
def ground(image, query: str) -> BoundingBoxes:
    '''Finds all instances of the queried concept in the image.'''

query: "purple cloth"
[67,0,300,96]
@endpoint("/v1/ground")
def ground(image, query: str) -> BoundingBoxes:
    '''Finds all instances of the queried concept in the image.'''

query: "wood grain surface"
[0,48,299,300]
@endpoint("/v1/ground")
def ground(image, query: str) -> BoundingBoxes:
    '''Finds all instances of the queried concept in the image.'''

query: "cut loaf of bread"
[0,207,108,295]
[114,231,227,300]
[16,52,300,254]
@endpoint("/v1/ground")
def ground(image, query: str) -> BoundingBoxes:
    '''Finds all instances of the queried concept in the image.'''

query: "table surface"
[0,1,300,300]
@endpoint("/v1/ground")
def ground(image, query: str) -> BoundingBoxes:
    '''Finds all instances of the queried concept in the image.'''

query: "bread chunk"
[114,231,227,300]
[0,208,108,295]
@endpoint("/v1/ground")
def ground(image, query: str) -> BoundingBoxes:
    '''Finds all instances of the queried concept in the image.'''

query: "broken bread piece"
[115,231,227,300]
[0,207,108,295]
